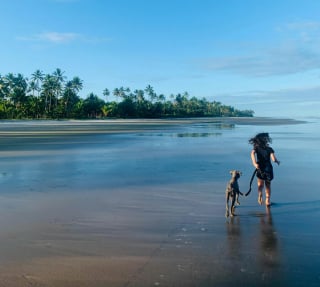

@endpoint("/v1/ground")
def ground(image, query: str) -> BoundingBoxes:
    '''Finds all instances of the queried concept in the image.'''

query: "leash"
[245,169,257,196]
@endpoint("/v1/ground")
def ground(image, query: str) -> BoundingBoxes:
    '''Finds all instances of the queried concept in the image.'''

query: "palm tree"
[103,88,110,102]
[71,76,83,93]
[62,78,82,118]
[83,93,104,118]
[52,68,66,107]
[120,87,130,99]
[145,85,157,102]
[26,95,41,119]
[182,91,189,100]
[113,87,130,102]
[28,80,37,97]
[53,68,66,84]
[31,70,44,97]
[10,74,28,107]
[158,94,166,102]
[63,81,73,116]
[113,88,121,102]
[134,89,145,102]
[42,74,56,113]
[0,75,9,99]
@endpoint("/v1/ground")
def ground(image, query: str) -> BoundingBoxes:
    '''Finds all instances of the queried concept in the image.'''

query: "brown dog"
[225,170,243,217]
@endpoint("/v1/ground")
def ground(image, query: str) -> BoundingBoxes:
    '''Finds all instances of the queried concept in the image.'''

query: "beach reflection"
[256,207,285,286]
[226,216,242,260]
[137,132,222,137]
[259,208,279,270]
[225,209,282,284]
[175,132,222,137]
[136,122,235,138]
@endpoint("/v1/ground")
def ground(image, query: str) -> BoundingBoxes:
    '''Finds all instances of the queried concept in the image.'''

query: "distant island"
[0,69,254,119]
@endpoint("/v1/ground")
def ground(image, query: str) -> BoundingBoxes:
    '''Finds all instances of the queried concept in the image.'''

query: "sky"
[1,0,320,119]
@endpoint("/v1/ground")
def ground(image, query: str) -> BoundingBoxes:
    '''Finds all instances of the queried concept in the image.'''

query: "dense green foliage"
[0,70,254,119]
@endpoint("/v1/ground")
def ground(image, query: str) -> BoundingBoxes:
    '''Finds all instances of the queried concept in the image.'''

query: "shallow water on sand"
[0,118,319,286]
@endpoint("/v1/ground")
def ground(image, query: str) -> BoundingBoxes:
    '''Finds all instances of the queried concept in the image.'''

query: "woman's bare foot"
[258,192,263,205]
[265,196,271,206]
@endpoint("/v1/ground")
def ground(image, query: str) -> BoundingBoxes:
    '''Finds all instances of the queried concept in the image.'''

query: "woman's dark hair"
[249,133,272,148]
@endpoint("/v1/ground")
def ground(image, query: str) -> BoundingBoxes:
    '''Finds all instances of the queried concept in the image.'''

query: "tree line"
[0,69,254,119]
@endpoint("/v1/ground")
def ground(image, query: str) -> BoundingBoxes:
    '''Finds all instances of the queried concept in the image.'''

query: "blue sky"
[1,0,320,118]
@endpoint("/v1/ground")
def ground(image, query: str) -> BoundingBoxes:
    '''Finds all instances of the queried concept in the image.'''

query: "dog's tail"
[245,169,257,196]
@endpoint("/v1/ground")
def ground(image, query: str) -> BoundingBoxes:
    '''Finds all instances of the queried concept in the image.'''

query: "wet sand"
[0,118,318,287]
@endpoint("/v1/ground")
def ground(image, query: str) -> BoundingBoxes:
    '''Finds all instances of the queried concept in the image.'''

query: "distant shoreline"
[0,117,307,136]
[0,116,307,125]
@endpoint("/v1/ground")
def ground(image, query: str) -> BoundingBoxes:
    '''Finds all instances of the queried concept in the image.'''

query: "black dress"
[255,146,274,182]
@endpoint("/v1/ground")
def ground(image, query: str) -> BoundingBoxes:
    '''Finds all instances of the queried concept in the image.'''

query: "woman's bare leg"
[265,181,271,206]
[257,178,264,205]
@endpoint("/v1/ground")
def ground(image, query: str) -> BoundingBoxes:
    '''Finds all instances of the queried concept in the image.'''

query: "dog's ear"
[229,170,233,174]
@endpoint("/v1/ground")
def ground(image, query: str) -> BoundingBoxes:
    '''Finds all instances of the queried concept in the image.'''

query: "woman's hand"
[271,153,280,165]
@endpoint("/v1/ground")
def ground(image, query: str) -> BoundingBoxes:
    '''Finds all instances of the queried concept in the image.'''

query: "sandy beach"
[0,117,319,287]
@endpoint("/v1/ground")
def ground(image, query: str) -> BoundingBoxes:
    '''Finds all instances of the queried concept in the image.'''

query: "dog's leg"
[236,191,241,205]
[231,192,236,216]
[225,192,230,217]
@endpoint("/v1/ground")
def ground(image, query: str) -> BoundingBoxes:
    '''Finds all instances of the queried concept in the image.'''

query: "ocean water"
[2,119,317,191]
[0,118,319,286]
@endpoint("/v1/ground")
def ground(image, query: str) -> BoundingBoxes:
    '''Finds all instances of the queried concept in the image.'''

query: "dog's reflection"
[226,216,242,260]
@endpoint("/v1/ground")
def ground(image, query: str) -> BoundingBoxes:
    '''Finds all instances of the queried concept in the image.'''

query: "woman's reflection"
[258,207,281,282]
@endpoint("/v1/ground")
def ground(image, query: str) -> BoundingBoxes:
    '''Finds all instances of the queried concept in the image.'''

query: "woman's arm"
[251,150,259,169]
[271,153,280,165]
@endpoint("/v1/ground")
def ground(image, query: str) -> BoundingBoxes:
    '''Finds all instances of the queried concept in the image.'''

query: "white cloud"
[17,32,80,44]
[197,45,320,77]
[17,32,111,44]
[212,86,320,118]
[284,21,320,31]
[37,32,80,43]
[196,20,320,78]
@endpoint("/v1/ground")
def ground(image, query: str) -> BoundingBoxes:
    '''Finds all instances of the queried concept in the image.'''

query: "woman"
[249,133,280,206]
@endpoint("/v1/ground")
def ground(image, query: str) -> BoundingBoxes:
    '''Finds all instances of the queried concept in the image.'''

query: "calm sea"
[0,118,319,286]
[0,118,319,198]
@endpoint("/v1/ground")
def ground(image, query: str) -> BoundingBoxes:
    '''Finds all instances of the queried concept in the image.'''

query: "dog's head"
[229,170,242,179]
